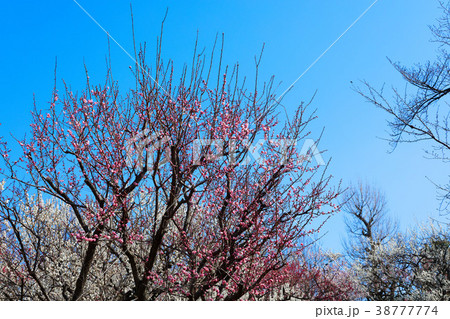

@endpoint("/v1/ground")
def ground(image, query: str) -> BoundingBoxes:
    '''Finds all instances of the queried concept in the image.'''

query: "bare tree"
[342,182,399,300]
[357,1,450,212]
[343,183,397,253]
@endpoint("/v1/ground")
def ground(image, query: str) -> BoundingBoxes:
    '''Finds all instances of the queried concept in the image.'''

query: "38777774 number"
[375,306,438,316]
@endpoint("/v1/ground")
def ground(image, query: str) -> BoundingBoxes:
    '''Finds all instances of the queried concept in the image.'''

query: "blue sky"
[0,0,447,252]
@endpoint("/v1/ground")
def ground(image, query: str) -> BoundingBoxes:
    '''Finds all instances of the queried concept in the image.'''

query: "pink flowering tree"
[0,41,340,300]
[261,246,360,301]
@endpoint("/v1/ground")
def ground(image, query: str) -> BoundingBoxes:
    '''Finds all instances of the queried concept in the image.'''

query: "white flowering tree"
[0,181,133,300]
[350,221,450,301]
[405,223,450,300]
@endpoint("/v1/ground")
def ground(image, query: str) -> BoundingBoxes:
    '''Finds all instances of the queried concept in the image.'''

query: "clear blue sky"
[0,0,447,252]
